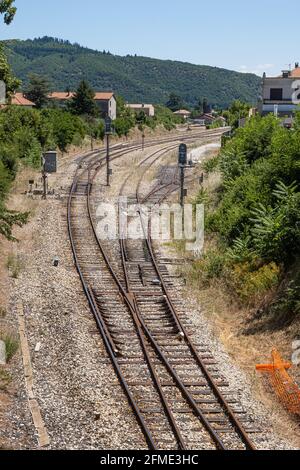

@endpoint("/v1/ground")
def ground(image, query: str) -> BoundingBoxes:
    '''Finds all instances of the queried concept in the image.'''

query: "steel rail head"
[137,173,256,451]
[67,148,160,451]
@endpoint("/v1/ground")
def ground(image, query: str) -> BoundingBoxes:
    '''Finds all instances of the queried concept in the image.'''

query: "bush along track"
[188,112,300,327]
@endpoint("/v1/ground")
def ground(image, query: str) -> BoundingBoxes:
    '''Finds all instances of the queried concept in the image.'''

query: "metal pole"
[106,133,110,187]
[42,169,47,200]
[142,133,145,151]
[180,165,185,208]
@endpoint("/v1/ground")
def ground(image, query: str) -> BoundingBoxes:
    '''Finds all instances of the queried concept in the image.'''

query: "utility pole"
[178,144,187,207]
[180,165,185,207]
[41,154,48,200]
[142,131,145,151]
[105,116,112,187]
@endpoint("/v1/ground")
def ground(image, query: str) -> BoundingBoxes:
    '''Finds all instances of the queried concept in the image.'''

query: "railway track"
[67,131,258,450]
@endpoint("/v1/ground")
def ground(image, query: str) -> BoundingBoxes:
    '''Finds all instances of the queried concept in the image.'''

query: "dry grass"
[0,331,19,362]
[6,253,24,279]
[0,368,11,391]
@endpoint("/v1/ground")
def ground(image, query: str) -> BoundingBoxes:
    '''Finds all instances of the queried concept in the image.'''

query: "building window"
[270,88,283,101]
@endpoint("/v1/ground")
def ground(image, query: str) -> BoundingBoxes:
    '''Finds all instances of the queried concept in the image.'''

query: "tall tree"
[165,93,184,112]
[0,43,20,100]
[0,0,16,24]
[24,74,50,109]
[69,80,97,116]
[0,0,30,241]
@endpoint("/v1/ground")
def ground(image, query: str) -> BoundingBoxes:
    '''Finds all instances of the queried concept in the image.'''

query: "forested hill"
[3,37,261,108]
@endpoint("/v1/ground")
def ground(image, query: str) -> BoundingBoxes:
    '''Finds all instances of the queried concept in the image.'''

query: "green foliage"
[165,93,185,112]
[0,0,16,25]
[226,236,255,264]
[198,110,300,313]
[191,250,225,285]
[0,207,29,241]
[0,331,19,361]
[222,100,251,129]
[0,43,21,99]
[250,182,300,262]
[267,267,300,326]
[0,159,12,199]
[114,97,136,136]
[203,155,219,174]
[24,73,50,109]
[228,261,280,303]
[84,116,105,143]
[68,80,97,116]
[49,109,85,152]
[153,105,182,130]
[194,188,210,205]
[4,37,261,108]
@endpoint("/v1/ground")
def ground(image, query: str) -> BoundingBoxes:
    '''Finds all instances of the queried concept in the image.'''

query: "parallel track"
[67,130,257,450]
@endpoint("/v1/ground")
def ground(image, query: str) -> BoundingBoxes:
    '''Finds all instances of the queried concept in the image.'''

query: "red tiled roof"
[94,92,114,100]
[48,91,114,101]
[48,92,74,100]
[11,93,35,106]
[291,67,300,78]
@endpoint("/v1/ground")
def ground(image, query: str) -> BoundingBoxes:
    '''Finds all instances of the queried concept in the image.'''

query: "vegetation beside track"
[186,113,300,326]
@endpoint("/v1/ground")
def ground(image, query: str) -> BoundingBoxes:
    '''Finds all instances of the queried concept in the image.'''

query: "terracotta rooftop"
[11,93,35,106]
[291,67,300,78]
[48,91,114,100]
[174,109,191,114]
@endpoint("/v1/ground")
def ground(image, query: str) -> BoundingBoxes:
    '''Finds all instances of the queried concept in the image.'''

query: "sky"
[0,0,299,76]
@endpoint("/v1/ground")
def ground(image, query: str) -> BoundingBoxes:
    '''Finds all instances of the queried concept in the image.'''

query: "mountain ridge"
[2,37,261,108]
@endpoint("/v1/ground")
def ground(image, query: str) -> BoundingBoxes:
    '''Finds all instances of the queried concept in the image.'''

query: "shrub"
[6,253,24,278]
[228,261,280,303]
[0,332,19,362]
[189,250,226,285]
[203,155,219,174]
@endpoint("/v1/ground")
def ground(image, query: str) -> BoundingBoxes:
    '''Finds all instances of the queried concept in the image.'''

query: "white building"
[259,63,300,116]
[127,103,155,117]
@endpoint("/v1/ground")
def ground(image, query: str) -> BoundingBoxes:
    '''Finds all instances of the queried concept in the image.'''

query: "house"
[48,91,117,120]
[11,93,35,108]
[258,63,300,117]
[193,113,226,126]
[94,92,117,121]
[127,103,155,117]
[173,109,191,120]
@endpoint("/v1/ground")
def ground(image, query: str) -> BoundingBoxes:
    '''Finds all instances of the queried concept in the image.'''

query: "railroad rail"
[67,130,257,450]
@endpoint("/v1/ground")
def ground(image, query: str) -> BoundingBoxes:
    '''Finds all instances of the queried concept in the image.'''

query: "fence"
[256,349,300,415]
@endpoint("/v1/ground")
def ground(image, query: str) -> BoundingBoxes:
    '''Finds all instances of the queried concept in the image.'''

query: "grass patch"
[6,253,24,279]
[0,332,19,362]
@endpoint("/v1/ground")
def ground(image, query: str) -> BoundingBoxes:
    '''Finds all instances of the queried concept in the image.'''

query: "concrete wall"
[96,96,117,120]
[263,78,295,101]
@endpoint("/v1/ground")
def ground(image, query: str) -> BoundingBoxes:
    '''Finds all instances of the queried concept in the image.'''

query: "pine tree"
[24,74,50,109]
[69,80,97,116]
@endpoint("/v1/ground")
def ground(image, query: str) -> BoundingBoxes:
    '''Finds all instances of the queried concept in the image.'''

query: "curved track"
[67,130,257,450]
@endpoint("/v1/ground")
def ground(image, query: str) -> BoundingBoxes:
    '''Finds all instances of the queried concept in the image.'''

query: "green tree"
[24,73,50,109]
[69,80,97,116]
[222,100,251,129]
[0,0,16,24]
[165,93,184,112]
[0,43,21,99]
[84,116,105,149]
